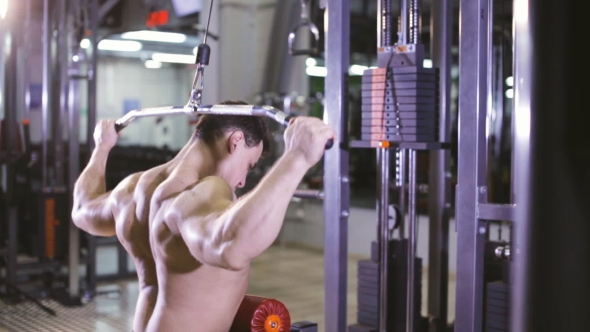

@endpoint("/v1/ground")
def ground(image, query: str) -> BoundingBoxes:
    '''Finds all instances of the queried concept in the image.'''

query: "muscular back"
[145,177,251,332]
[112,161,197,332]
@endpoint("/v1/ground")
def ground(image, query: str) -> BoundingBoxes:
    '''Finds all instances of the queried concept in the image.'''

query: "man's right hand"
[93,119,119,150]
[283,117,336,168]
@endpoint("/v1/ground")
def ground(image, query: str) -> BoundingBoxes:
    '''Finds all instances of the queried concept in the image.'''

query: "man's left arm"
[71,120,118,237]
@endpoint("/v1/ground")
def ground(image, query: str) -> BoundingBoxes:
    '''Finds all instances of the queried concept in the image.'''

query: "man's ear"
[227,131,245,154]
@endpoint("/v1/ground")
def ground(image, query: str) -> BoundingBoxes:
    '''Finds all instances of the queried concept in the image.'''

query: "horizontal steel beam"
[293,189,324,200]
[477,203,516,222]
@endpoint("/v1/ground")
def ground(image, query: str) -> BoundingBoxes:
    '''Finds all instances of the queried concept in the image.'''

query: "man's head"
[192,100,272,189]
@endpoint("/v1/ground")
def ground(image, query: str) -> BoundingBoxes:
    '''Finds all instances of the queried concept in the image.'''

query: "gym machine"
[329,0,453,330]
[454,0,517,330]
[0,0,121,309]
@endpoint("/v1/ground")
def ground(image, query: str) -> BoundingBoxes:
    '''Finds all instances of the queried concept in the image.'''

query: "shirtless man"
[72,109,335,332]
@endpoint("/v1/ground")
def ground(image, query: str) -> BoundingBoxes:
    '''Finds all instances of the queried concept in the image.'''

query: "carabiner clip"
[288,0,320,56]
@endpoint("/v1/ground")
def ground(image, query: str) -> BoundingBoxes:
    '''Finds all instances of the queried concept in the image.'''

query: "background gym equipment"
[112,0,333,150]
[2,0,585,331]
[230,295,292,332]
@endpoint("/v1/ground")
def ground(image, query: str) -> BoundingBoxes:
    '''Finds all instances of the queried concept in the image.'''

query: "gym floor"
[0,245,456,332]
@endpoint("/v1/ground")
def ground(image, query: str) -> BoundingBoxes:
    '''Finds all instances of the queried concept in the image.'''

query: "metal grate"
[0,283,136,332]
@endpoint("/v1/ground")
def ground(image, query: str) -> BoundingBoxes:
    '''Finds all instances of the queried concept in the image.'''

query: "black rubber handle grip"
[325,138,334,150]
[289,48,320,57]
[195,43,211,65]
[114,122,125,133]
[22,120,31,153]
[284,115,333,150]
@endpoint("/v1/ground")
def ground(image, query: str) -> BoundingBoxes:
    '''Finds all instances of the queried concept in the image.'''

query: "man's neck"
[174,140,219,181]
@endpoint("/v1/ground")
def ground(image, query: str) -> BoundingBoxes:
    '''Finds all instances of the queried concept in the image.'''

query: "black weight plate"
[362,88,436,98]
[361,81,436,91]
[348,324,378,332]
[362,96,436,105]
[361,103,437,112]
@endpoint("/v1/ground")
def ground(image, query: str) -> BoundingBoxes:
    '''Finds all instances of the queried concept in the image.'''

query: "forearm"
[222,152,309,266]
[72,146,111,231]
[74,146,110,201]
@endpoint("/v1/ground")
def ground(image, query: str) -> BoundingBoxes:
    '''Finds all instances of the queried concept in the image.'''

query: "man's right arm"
[170,116,334,271]
[170,151,309,271]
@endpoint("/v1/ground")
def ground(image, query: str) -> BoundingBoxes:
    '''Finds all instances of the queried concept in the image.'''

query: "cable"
[187,0,216,108]
[203,0,215,45]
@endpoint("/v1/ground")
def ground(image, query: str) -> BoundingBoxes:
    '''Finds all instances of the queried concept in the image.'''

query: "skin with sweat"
[72,117,335,332]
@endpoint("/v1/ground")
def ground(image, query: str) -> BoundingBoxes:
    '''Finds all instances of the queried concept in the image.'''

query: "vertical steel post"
[427,0,452,329]
[85,0,99,296]
[41,0,51,190]
[398,149,407,239]
[377,2,393,331]
[68,35,82,299]
[377,0,382,48]
[455,0,491,329]
[406,1,421,330]
[22,0,31,122]
[378,147,390,332]
[3,10,19,286]
[510,0,532,329]
[87,0,98,152]
[323,0,350,331]
[409,0,419,44]
[407,149,417,332]
[54,0,68,187]
[399,0,408,45]
[512,0,588,331]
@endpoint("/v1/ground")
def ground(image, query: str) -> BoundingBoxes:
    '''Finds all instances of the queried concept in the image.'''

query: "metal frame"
[510,0,532,329]
[454,0,534,329]
[376,3,392,330]
[84,0,100,297]
[347,1,453,331]
[322,0,350,330]
[1,0,20,287]
[427,0,453,329]
[455,0,491,328]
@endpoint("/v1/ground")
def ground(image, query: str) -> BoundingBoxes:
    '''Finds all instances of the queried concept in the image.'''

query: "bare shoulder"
[108,172,144,206]
[112,172,143,195]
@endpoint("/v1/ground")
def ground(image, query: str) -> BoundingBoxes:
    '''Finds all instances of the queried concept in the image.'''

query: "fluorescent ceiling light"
[98,40,142,52]
[423,59,433,68]
[145,60,162,69]
[80,39,90,49]
[152,53,195,64]
[506,76,514,87]
[505,88,514,99]
[306,66,327,77]
[306,58,318,67]
[121,30,187,43]
[0,0,7,20]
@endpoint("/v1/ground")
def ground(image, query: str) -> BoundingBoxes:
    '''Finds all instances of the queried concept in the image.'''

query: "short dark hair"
[192,100,272,156]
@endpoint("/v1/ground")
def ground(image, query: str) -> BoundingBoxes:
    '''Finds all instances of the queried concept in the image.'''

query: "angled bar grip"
[284,115,334,150]
[115,106,191,132]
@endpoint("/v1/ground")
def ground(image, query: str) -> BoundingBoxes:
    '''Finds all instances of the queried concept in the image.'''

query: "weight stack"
[354,240,422,332]
[485,281,510,332]
[360,66,438,143]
